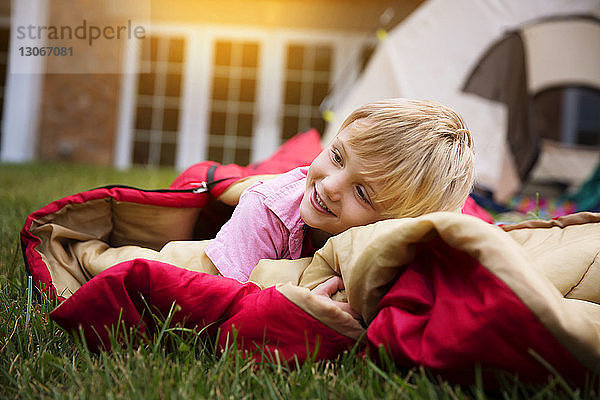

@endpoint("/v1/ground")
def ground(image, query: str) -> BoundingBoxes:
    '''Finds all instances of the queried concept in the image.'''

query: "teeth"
[315,191,331,212]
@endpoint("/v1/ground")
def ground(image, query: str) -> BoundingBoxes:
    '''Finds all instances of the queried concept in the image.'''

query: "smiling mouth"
[312,188,336,216]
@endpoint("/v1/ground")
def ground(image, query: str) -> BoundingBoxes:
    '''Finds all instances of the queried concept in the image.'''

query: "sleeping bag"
[20,130,600,386]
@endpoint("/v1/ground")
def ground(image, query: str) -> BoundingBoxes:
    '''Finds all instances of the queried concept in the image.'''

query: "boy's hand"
[311,276,361,320]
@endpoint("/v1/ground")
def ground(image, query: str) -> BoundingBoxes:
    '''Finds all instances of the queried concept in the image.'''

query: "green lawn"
[0,162,594,399]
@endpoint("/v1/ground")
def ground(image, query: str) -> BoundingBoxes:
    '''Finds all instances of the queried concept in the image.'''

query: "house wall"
[37,0,127,163]
[36,0,422,165]
[38,74,121,163]
[148,0,420,31]
[0,1,9,18]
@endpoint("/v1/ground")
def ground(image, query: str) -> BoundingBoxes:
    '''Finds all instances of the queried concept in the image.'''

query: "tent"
[324,0,600,202]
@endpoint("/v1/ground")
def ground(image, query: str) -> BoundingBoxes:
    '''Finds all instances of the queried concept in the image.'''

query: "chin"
[300,207,325,232]
[300,211,319,230]
[299,196,310,220]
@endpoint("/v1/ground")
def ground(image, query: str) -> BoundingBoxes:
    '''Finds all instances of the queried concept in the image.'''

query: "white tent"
[324,0,600,202]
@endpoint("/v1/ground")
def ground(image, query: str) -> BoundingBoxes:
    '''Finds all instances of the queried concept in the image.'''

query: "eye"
[356,186,370,204]
[330,148,343,165]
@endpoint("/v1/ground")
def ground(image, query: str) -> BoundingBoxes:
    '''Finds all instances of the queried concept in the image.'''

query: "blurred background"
[0,0,599,214]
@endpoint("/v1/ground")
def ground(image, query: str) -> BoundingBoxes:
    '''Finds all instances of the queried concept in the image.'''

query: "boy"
[205,98,475,283]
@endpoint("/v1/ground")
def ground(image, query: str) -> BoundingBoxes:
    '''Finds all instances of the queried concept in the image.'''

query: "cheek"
[343,203,381,227]
[309,153,329,176]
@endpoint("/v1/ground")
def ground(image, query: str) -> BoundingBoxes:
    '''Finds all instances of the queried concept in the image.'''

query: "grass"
[0,161,597,399]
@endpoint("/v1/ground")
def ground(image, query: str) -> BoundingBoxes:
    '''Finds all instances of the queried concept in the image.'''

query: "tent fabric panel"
[524,18,600,93]
[463,32,538,180]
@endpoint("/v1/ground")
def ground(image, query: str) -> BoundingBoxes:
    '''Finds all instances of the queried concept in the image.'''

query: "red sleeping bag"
[22,130,599,386]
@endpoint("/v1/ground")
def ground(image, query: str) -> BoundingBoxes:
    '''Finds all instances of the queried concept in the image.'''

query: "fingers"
[312,276,344,297]
[330,275,345,291]
[330,299,361,320]
[310,276,361,321]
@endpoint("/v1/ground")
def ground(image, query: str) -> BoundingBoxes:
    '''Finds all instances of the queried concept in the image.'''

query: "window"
[533,86,600,147]
[131,35,185,166]
[207,40,260,166]
[565,87,600,146]
[118,26,369,170]
[281,44,332,141]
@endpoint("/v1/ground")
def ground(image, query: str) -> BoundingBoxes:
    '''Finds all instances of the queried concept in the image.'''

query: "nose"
[321,172,343,202]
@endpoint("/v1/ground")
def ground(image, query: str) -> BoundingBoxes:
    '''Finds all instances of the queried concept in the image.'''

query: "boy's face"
[300,125,384,235]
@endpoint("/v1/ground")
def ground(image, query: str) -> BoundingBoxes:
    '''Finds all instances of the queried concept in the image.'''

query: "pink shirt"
[205,167,308,282]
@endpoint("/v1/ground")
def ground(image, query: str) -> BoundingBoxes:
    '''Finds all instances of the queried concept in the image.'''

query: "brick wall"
[37,0,126,164]
[0,1,9,18]
[38,74,121,164]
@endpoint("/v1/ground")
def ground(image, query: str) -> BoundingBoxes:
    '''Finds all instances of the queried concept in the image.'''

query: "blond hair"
[341,98,475,218]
